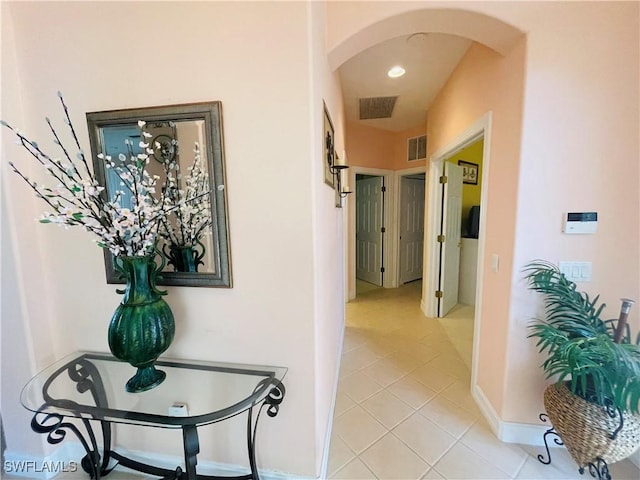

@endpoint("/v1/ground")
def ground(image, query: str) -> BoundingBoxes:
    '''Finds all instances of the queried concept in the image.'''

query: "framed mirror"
[86,102,232,287]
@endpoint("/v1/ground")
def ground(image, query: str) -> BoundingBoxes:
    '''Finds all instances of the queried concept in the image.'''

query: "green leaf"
[524,260,640,414]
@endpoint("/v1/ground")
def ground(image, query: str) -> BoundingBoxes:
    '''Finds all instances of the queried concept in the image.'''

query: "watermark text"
[4,460,78,473]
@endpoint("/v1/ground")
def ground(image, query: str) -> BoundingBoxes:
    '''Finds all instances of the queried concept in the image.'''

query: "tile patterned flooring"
[326,280,640,480]
[5,280,639,479]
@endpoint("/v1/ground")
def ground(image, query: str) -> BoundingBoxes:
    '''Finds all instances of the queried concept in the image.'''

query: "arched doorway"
[328,5,526,436]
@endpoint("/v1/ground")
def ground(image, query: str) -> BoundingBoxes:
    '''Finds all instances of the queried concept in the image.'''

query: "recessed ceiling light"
[387,66,406,78]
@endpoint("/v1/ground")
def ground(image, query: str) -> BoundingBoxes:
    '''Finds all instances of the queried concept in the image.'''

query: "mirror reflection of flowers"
[1,93,171,258]
[157,140,212,273]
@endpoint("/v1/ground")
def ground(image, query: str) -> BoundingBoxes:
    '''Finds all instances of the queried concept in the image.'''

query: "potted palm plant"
[525,261,640,471]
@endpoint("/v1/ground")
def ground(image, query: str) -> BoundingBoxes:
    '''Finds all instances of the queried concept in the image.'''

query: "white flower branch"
[1,95,201,258]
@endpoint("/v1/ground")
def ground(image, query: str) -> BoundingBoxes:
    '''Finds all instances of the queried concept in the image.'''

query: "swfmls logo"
[4,460,78,473]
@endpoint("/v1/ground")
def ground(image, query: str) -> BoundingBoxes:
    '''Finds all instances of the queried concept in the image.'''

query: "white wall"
[1,2,345,477]
[1,3,54,462]
[308,1,348,474]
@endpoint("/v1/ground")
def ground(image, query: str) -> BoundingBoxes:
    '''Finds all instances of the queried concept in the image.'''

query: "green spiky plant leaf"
[525,260,640,414]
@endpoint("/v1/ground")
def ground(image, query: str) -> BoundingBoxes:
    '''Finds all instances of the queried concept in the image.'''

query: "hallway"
[327,282,639,479]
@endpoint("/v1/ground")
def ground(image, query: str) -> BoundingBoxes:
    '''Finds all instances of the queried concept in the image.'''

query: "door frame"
[393,166,427,287]
[347,167,394,300]
[422,112,492,388]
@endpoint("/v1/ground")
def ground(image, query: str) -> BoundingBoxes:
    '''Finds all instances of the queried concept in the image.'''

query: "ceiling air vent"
[359,96,398,120]
[407,135,427,161]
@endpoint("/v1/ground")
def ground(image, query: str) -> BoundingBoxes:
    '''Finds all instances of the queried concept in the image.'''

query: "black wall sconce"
[326,132,352,208]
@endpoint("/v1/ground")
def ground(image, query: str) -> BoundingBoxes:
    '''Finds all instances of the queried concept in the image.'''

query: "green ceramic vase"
[109,254,175,393]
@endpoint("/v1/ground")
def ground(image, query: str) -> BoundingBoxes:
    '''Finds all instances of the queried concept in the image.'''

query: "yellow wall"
[446,138,484,225]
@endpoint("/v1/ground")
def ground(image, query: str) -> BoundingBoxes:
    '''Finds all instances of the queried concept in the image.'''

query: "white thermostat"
[563,212,597,234]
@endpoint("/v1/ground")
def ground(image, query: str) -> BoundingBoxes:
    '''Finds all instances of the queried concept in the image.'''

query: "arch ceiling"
[330,8,524,132]
[328,8,524,71]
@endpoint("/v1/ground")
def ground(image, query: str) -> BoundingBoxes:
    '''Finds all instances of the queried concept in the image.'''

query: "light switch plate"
[559,261,591,282]
[491,254,499,273]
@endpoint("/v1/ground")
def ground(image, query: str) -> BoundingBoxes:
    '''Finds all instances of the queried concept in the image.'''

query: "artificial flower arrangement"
[2,93,212,391]
[2,92,209,260]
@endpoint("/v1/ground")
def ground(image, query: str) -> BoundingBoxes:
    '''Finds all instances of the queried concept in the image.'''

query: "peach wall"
[392,124,427,170]
[346,121,396,169]
[504,1,640,424]
[427,40,526,415]
[346,122,426,170]
[328,1,640,430]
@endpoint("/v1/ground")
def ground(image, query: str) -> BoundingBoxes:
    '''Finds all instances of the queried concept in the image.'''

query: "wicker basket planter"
[544,382,640,467]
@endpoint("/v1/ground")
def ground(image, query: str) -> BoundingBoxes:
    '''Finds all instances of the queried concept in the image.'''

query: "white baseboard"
[318,324,346,480]
[5,442,315,480]
[471,383,501,436]
[472,383,548,446]
[473,384,640,470]
[112,446,314,480]
[499,420,549,446]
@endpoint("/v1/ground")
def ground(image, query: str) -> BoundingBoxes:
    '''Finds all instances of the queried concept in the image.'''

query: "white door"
[438,163,463,317]
[399,175,425,284]
[356,176,384,286]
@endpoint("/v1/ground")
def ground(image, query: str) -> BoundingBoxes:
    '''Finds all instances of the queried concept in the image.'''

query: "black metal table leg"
[246,381,286,480]
[182,425,200,479]
[31,358,117,479]
[247,408,259,480]
[26,354,287,480]
[30,411,114,479]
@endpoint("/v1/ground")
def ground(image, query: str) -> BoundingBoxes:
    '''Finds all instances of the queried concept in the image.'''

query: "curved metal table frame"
[21,352,287,480]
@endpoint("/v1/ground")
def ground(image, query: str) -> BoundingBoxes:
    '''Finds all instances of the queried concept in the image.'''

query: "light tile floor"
[328,280,640,480]
[5,281,639,480]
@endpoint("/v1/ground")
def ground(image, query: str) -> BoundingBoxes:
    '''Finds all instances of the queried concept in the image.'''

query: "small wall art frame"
[458,160,479,185]
[323,102,335,187]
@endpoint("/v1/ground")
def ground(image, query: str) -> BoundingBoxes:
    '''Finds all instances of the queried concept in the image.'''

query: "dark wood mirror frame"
[86,102,232,288]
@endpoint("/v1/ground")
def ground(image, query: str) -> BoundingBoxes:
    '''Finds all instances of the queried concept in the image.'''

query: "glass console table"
[21,351,287,480]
